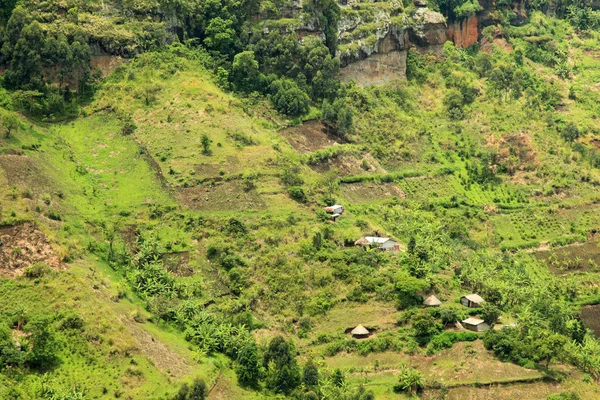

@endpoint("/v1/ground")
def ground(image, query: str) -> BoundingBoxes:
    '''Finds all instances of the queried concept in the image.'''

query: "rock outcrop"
[338,5,448,85]
[447,15,479,49]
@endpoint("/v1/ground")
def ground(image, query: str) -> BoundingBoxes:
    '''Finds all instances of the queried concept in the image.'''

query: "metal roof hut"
[462,317,490,332]
[351,325,370,339]
[423,295,442,307]
[460,294,484,308]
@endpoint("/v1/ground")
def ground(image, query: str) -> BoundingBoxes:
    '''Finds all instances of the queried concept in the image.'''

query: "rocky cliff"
[336,0,535,84]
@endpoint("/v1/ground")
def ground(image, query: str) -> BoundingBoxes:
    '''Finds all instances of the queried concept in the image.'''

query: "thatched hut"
[351,324,370,339]
[423,295,442,307]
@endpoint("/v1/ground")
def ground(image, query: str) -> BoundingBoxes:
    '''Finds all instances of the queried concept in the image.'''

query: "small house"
[460,294,484,308]
[354,236,400,251]
[351,325,370,339]
[462,317,489,332]
[330,213,341,222]
[324,205,344,214]
[423,295,442,307]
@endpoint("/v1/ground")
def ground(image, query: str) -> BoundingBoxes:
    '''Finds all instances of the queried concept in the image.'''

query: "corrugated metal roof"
[463,294,484,303]
[462,317,485,325]
[364,236,393,244]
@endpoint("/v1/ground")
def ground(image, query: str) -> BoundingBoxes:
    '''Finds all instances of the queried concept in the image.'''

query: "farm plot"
[536,239,600,273]
[492,204,600,249]
[340,182,406,203]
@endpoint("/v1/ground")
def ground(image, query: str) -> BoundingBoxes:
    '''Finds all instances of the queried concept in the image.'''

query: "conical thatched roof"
[423,295,442,306]
[351,325,369,335]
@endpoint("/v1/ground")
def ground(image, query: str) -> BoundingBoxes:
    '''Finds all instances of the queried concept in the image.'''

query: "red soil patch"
[0,223,62,277]
[278,120,344,153]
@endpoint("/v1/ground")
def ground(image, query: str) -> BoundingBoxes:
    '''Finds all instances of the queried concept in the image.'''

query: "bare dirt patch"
[0,223,62,277]
[311,153,387,177]
[278,120,343,153]
[178,181,266,211]
[340,182,406,203]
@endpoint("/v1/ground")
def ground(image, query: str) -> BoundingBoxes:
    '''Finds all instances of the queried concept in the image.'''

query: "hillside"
[2,0,600,399]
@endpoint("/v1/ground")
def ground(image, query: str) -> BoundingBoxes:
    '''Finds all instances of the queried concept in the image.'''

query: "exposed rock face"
[410,8,448,48]
[340,49,407,85]
[447,15,479,48]
[339,7,447,85]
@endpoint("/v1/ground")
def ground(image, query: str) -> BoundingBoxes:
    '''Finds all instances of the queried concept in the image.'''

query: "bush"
[173,378,207,400]
[393,364,424,395]
[288,186,306,202]
[24,262,51,279]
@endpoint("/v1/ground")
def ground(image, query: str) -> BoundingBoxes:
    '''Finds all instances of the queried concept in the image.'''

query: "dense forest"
[2,0,600,399]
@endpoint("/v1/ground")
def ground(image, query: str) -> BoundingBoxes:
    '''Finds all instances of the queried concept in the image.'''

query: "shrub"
[393,364,424,395]
[173,378,207,400]
[24,262,51,279]
[288,186,306,202]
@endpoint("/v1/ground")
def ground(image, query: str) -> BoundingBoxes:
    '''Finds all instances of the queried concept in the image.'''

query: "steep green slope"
[4,3,600,400]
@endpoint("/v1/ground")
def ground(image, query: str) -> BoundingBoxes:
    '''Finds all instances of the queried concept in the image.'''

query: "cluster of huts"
[324,204,344,222]
[423,293,489,332]
[323,204,402,251]
[349,293,489,339]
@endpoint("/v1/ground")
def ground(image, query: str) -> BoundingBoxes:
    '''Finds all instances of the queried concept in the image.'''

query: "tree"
[336,104,353,138]
[263,336,301,394]
[269,79,310,117]
[534,333,566,370]
[439,307,460,325]
[236,342,262,387]
[331,368,344,387]
[174,378,207,400]
[481,303,500,326]
[232,51,262,92]
[0,323,24,369]
[443,88,465,120]
[303,359,319,388]
[201,134,212,155]
[1,112,19,138]
[320,169,339,203]
[561,123,580,143]
[412,311,442,341]
[303,0,340,55]
[24,316,61,370]
[321,99,336,134]
[203,17,239,56]
[393,364,424,395]
[394,271,428,309]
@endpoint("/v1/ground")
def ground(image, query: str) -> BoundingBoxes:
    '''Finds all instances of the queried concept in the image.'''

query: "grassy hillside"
[4,3,600,400]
